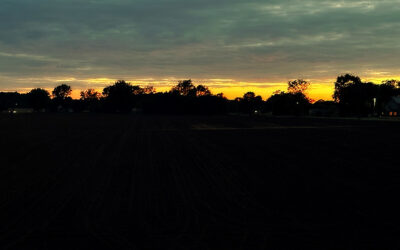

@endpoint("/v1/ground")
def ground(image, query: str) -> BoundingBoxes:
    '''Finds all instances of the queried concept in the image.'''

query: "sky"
[0,0,400,100]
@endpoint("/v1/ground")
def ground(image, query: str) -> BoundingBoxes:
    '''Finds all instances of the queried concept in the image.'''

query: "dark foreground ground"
[0,114,399,249]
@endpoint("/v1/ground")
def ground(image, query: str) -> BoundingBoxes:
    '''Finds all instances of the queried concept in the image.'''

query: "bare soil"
[0,114,399,249]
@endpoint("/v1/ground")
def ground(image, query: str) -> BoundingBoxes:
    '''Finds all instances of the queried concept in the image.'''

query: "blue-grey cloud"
[0,0,399,91]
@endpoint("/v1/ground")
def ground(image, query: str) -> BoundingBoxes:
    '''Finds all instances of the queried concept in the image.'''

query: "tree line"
[1,74,399,116]
[333,74,400,116]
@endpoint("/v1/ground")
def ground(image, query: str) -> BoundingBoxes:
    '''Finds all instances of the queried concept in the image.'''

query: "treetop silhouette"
[28,88,50,111]
[2,75,400,116]
[288,79,310,95]
[52,84,72,100]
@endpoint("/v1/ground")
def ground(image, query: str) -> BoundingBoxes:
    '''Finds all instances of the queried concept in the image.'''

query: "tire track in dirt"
[1,125,130,249]
[155,125,274,248]
[0,133,93,249]
[84,120,141,250]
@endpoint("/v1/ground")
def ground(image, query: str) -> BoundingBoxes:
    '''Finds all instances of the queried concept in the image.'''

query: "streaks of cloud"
[0,0,399,99]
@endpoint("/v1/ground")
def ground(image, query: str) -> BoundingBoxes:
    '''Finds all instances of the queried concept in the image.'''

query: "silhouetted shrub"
[266,92,310,115]
[27,88,50,111]
[0,92,29,111]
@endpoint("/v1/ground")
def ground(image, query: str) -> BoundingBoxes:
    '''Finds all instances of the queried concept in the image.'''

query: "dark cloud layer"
[0,0,399,91]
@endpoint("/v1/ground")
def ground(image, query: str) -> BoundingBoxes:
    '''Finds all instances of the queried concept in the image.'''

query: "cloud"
[0,0,399,96]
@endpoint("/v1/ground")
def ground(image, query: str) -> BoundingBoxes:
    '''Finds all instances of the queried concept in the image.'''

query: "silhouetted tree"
[102,80,139,112]
[333,74,362,102]
[376,80,400,114]
[225,97,240,113]
[288,79,310,94]
[240,92,264,114]
[0,92,28,111]
[52,84,72,100]
[140,80,227,115]
[51,84,72,111]
[196,85,211,96]
[196,95,228,114]
[333,74,378,115]
[264,79,313,115]
[27,88,50,111]
[80,89,100,100]
[383,79,400,87]
[143,86,156,94]
[310,100,339,116]
[216,93,226,99]
[170,80,197,96]
[266,91,310,115]
[132,86,145,95]
[80,89,101,112]
[243,92,256,101]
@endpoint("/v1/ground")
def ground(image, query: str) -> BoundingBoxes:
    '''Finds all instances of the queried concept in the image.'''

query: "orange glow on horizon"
[69,85,335,101]
[5,74,400,102]
[68,78,337,101]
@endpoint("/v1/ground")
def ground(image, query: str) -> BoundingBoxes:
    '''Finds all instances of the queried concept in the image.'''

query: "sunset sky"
[1,0,399,100]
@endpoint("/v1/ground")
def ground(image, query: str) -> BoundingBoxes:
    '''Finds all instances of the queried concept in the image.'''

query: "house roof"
[392,96,400,104]
[385,96,400,111]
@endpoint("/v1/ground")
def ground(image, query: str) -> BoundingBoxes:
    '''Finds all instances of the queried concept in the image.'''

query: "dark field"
[0,114,399,249]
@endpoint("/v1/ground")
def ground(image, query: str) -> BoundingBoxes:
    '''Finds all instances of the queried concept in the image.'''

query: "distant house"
[384,96,400,116]
[309,100,339,117]
[7,108,34,114]
[56,105,74,113]
[131,107,143,114]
